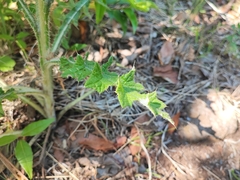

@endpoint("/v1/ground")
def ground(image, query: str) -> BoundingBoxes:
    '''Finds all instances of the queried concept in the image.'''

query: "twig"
[137,126,152,180]
[202,165,221,180]
[68,112,95,141]
[92,115,109,142]
[35,124,54,166]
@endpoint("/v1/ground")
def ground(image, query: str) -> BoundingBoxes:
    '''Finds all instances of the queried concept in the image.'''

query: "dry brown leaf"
[187,46,195,61]
[173,11,187,24]
[135,114,151,124]
[168,112,180,134]
[78,157,92,166]
[115,136,127,148]
[75,132,115,152]
[193,15,200,24]
[129,127,145,155]
[153,65,178,84]
[118,49,133,57]
[53,148,64,162]
[126,45,150,62]
[176,40,195,61]
[78,20,89,43]
[158,41,175,65]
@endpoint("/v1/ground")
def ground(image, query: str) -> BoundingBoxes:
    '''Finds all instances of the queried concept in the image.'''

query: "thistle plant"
[0,0,171,178]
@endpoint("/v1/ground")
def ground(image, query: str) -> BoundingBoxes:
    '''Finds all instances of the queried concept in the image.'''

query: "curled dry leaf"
[74,132,115,152]
[153,64,178,84]
[167,112,180,135]
[175,40,195,61]
[126,45,150,62]
[173,11,187,24]
[178,89,239,142]
[115,136,127,148]
[158,41,175,65]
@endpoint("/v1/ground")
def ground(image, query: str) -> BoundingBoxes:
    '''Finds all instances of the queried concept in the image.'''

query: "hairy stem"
[36,0,56,120]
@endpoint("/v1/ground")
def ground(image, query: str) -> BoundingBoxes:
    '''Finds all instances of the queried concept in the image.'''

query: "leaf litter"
[1,0,240,179]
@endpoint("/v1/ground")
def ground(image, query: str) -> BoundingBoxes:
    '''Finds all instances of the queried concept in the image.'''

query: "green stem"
[57,89,95,121]
[36,0,56,120]
[19,95,46,117]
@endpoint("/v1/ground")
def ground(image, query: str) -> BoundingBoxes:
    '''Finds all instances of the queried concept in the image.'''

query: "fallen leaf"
[153,64,178,84]
[158,41,175,65]
[121,57,129,66]
[78,20,89,43]
[218,0,235,13]
[126,45,150,62]
[78,157,92,166]
[193,15,200,24]
[53,148,64,162]
[173,11,187,24]
[118,49,133,57]
[129,127,145,155]
[74,132,115,152]
[168,112,180,134]
[135,114,151,124]
[175,40,195,61]
[115,136,127,148]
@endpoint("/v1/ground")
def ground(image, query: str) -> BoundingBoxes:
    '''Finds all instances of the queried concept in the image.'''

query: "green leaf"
[69,43,87,51]
[61,38,70,49]
[116,68,144,107]
[0,135,19,146]
[0,34,14,41]
[0,56,16,72]
[123,8,138,33]
[128,0,158,12]
[15,140,33,179]
[60,55,95,81]
[16,32,29,39]
[22,118,55,136]
[139,92,173,123]
[107,10,128,33]
[85,57,118,92]
[0,88,17,117]
[51,0,90,53]
[16,40,27,49]
[95,0,106,24]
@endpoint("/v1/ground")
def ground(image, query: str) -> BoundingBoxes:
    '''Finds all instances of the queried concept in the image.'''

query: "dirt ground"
[156,129,240,179]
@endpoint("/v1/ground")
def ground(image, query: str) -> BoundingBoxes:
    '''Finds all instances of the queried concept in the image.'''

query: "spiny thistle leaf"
[139,92,173,123]
[51,0,90,53]
[85,57,118,92]
[116,68,144,107]
[60,55,95,81]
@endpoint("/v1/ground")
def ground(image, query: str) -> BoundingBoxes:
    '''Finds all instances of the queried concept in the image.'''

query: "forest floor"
[1,0,240,179]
